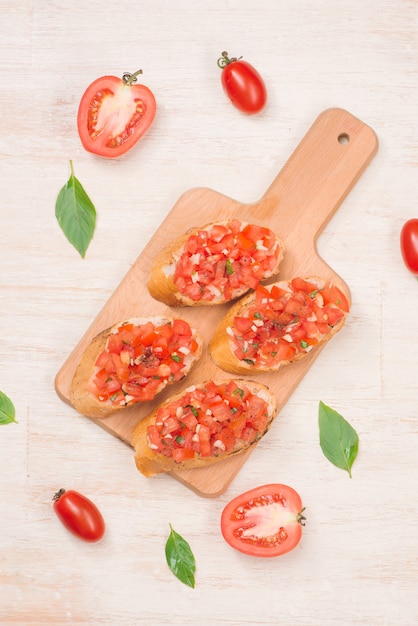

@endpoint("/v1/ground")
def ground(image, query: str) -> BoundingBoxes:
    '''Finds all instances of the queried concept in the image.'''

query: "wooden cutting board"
[55,107,378,497]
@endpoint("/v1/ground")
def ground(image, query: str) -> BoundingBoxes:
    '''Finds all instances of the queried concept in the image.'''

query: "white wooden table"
[1,1,417,624]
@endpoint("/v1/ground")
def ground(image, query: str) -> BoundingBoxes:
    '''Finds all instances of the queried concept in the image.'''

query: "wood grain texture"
[2,1,418,624]
[55,107,378,496]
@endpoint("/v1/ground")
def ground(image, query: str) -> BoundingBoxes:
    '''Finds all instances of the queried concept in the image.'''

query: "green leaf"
[318,401,359,478]
[165,524,196,588]
[0,391,17,425]
[225,258,234,275]
[55,160,96,258]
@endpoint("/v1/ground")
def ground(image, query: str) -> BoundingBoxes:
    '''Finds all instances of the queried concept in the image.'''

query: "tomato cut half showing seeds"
[220,484,305,558]
[77,71,156,158]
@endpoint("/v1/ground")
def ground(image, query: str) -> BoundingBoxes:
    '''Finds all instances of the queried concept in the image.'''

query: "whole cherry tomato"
[77,70,156,158]
[217,51,267,114]
[400,219,418,277]
[220,484,305,558]
[53,488,105,542]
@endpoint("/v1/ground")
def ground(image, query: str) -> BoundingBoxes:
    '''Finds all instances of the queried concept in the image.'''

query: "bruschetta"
[147,219,284,306]
[210,277,350,374]
[132,379,278,476]
[70,316,203,419]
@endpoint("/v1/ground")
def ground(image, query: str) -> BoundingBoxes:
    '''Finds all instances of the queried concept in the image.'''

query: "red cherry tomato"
[53,488,105,542]
[220,484,305,558]
[400,219,418,277]
[217,51,267,114]
[77,70,156,158]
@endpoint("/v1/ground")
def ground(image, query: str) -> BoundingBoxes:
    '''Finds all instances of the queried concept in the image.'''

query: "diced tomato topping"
[172,220,282,301]
[172,318,192,336]
[321,285,350,313]
[216,427,236,453]
[147,425,165,452]
[90,318,198,407]
[230,279,350,369]
[172,448,195,463]
[146,382,271,462]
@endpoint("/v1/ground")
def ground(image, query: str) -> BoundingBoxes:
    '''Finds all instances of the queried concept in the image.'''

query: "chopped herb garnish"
[300,340,309,349]
[186,405,198,417]
[310,289,319,298]
[226,258,234,275]
[233,387,245,398]
[254,311,263,319]
[243,358,255,365]
[176,435,185,445]
[171,354,182,363]
[231,407,238,414]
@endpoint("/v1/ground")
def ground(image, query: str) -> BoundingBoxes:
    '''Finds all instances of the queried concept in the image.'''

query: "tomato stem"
[53,488,66,502]
[217,51,242,69]
[297,507,307,526]
[122,70,143,85]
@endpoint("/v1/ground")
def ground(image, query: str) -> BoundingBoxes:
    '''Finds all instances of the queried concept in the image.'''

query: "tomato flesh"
[173,220,281,302]
[400,218,418,276]
[229,278,349,369]
[220,484,305,557]
[146,380,270,461]
[89,319,199,406]
[77,73,156,158]
[53,489,105,543]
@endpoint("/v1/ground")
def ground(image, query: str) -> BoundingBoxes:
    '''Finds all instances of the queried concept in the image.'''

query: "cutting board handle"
[257,108,378,239]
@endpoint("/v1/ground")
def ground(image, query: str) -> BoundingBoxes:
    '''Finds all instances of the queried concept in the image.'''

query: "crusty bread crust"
[147,220,284,307]
[132,379,277,476]
[210,277,349,375]
[70,316,203,420]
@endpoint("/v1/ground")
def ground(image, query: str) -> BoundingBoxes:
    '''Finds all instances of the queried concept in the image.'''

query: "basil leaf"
[0,391,17,425]
[318,401,358,477]
[165,524,196,588]
[55,160,96,258]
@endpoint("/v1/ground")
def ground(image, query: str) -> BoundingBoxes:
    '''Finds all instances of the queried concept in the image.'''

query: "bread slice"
[132,379,277,476]
[210,277,350,375]
[147,219,284,306]
[70,316,203,419]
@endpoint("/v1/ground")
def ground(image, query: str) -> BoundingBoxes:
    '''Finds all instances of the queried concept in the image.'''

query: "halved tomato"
[77,70,156,158]
[220,484,306,558]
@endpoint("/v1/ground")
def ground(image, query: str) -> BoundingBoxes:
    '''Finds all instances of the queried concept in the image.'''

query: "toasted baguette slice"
[210,277,350,375]
[132,379,277,476]
[147,219,284,306]
[70,316,203,420]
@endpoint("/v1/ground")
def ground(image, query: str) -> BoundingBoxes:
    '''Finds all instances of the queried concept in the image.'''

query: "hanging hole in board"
[338,133,350,145]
